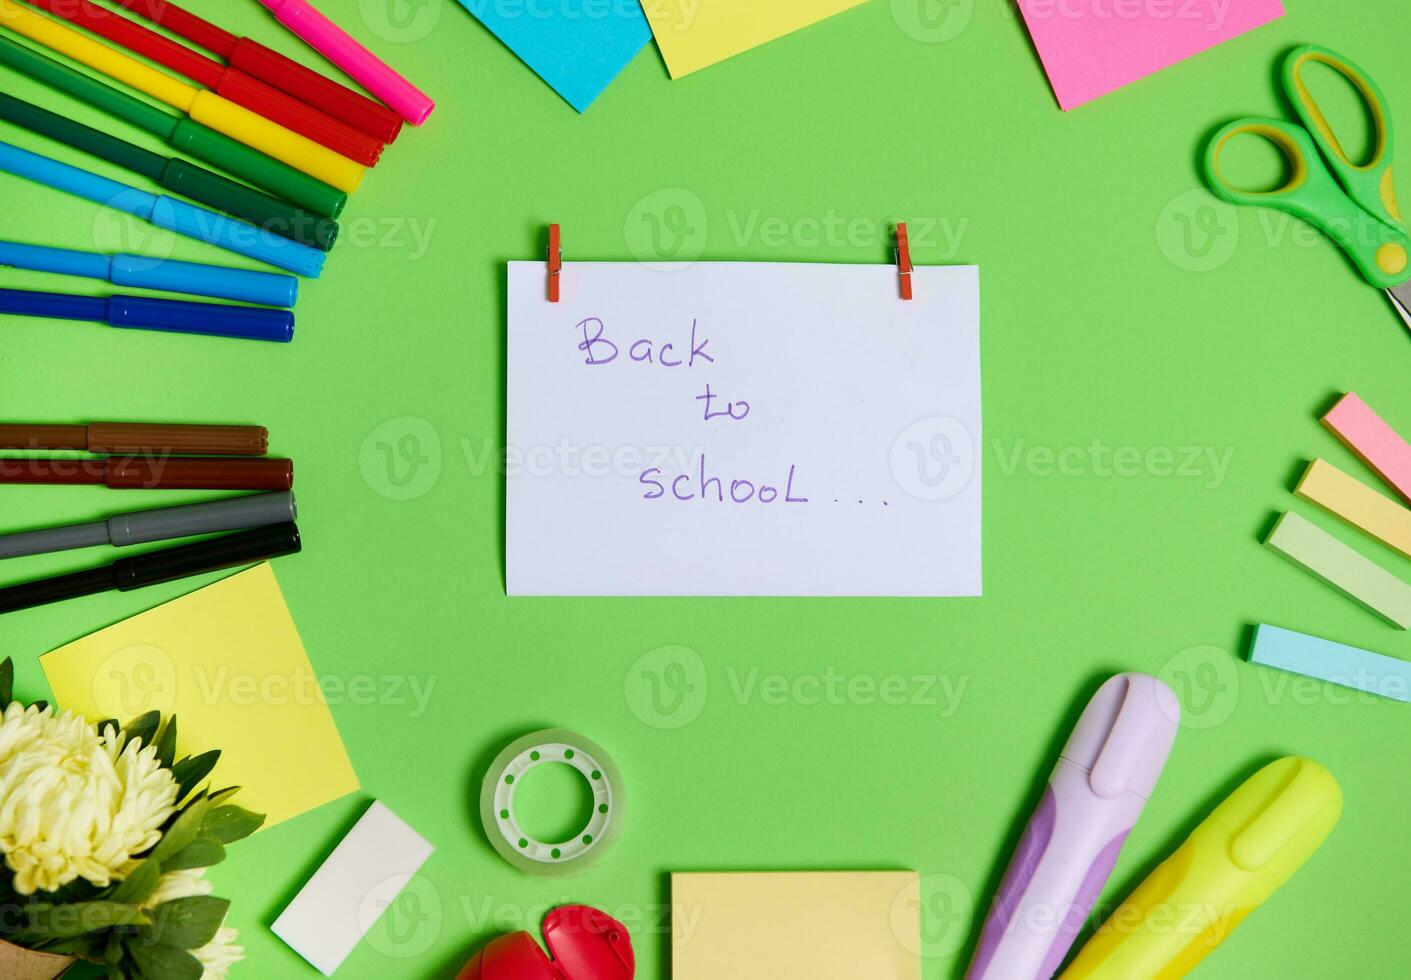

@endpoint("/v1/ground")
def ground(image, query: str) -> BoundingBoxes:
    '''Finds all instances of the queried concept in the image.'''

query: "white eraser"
[271,801,435,975]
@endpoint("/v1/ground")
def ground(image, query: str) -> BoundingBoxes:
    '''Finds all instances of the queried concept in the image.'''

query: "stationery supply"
[1264,510,1411,628]
[458,906,635,980]
[506,259,983,596]
[0,240,298,307]
[1061,757,1342,979]
[1205,46,1411,333]
[966,673,1181,980]
[1322,392,1411,504]
[0,491,296,560]
[40,563,358,825]
[1250,623,1411,703]
[18,0,385,166]
[671,872,921,980]
[456,0,651,113]
[0,0,365,192]
[642,0,866,78]
[112,0,404,143]
[0,286,295,342]
[272,800,434,976]
[1019,0,1284,110]
[0,91,335,250]
[0,34,347,218]
[1297,458,1411,559]
[255,0,434,126]
[0,455,293,490]
[0,522,300,614]
[481,729,625,877]
[0,420,268,454]
[0,142,325,277]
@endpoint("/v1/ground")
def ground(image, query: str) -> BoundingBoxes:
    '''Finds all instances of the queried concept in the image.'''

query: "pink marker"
[1323,392,1411,506]
[965,673,1180,980]
[255,0,434,125]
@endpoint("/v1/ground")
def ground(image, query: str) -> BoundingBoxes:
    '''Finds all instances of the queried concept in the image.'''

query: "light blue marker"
[1250,623,1411,703]
[0,141,324,278]
[0,241,297,308]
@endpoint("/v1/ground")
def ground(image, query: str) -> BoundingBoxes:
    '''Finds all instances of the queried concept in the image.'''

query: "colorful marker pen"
[0,141,325,278]
[966,673,1181,980]
[0,241,298,308]
[256,0,435,126]
[1060,757,1342,979]
[0,287,295,342]
[0,456,293,490]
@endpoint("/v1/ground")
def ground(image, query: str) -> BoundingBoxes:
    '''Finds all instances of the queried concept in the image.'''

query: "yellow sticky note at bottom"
[40,564,358,828]
[672,871,921,979]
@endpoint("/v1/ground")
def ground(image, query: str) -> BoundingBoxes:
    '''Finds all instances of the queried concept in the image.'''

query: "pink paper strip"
[1323,392,1411,505]
[1017,0,1285,110]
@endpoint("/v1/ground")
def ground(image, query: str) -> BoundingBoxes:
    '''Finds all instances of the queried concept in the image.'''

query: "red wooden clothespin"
[895,223,913,301]
[547,223,562,303]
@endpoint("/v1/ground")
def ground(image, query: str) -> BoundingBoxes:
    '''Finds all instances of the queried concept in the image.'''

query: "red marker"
[112,0,404,144]
[21,0,385,166]
[0,456,293,490]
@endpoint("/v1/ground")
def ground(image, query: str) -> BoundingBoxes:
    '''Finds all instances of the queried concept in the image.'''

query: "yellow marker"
[1298,458,1411,559]
[1061,757,1342,980]
[0,0,363,192]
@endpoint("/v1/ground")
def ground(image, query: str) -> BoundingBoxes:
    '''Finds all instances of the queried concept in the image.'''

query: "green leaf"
[125,940,204,980]
[201,805,265,845]
[21,901,149,939]
[121,711,160,751]
[141,896,229,950]
[161,837,225,871]
[154,717,177,769]
[0,657,13,705]
[170,752,220,801]
[109,857,163,906]
[206,786,241,807]
[150,798,209,865]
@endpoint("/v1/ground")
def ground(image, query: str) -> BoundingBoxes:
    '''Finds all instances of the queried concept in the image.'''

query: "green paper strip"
[1265,510,1411,628]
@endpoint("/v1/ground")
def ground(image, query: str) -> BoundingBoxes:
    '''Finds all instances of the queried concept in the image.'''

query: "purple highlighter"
[965,673,1180,980]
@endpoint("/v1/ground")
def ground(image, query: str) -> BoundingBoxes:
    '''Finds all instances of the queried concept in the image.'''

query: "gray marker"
[0,492,297,560]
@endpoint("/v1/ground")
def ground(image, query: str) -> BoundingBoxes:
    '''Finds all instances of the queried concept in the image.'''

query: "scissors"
[1204,45,1411,333]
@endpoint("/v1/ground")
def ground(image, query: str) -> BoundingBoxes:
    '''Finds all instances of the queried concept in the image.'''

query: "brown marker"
[0,456,292,490]
[0,422,268,455]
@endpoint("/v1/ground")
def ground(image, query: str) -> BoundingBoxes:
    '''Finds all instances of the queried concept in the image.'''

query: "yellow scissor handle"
[1284,44,1402,230]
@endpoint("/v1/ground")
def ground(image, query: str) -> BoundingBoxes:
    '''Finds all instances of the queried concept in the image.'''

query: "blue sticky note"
[1250,624,1411,703]
[455,0,652,111]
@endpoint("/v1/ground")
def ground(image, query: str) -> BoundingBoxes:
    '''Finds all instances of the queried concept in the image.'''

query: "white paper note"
[506,261,983,596]
[271,801,434,976]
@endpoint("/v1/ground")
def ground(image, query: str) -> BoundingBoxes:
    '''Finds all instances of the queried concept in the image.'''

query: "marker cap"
[106,456,293,490]
[109,253,298,308]
[107,294,294,342]
[1061,673,1181,801]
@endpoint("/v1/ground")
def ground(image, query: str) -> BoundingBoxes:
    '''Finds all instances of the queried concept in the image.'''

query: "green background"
[3,0,1409,975]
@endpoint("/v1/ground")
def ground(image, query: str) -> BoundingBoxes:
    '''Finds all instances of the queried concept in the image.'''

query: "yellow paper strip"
[1297,458,1411,559]
[643,0,868,78]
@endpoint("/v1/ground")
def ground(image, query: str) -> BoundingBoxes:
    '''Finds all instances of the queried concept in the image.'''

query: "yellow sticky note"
[40,564,358,828]
[671,871,921,979]
[1297,458,1411,559]
[643,0,867,77]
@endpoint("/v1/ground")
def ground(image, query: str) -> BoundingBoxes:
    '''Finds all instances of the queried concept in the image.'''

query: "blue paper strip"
[455,0,652,112]
[1250,624,1411,703]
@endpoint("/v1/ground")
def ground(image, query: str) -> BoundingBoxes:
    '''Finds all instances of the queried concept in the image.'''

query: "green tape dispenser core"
[480,729,626,877]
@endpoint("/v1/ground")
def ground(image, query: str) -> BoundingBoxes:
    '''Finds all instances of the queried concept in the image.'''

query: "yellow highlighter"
[0,0,363,192]
[1061,757,1341,980]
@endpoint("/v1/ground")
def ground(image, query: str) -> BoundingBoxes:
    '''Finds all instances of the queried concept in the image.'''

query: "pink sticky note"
[1017,0,1285,110]
[1323,392,1411,505]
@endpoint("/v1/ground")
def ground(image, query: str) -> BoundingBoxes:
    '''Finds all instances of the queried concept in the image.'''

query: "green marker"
[0,34,345,219]
[0,92,337,251]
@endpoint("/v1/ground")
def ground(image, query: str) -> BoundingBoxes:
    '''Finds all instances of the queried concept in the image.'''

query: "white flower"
[146,867,214,907]
[0,704,179,894]
[192,924,243,979]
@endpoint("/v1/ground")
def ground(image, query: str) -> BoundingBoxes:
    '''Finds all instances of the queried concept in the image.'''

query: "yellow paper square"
[40,564,359,828]
[643,0,867,77]
[671,871,921,979]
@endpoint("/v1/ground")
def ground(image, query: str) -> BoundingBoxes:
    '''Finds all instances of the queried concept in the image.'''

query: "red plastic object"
[457,906,634,980]
[21,0,384,166]
[114,0,405,144]
[895,222,914,301]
